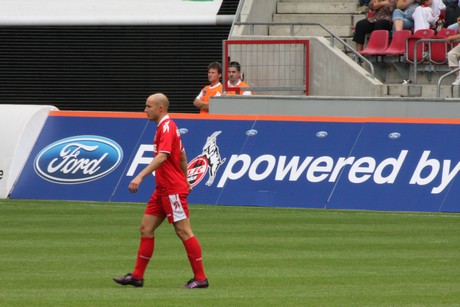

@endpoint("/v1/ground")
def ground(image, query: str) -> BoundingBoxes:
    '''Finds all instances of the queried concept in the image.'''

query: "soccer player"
[194,61,223,114]
[113,93,208,289]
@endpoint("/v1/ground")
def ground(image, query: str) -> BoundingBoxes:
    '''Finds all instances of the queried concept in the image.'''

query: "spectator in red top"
[113,93,208,289]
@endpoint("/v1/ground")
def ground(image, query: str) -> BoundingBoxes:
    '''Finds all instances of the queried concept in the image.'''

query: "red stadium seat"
[405,29,435,64]
[429,28,456,64]
[381,30,412,56]
[360,30,390,56]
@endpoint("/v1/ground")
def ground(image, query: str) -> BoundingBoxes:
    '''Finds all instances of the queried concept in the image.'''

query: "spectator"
[194,61,223,114]
[357,0,371,13]
[432,0,447,17]
[392,0,420,32]
[446,17,460,84]
[226,61,252,96]
[413,0,438,32]
[432,0,447,29]
[353,0,397,53]
[445,0,460,28]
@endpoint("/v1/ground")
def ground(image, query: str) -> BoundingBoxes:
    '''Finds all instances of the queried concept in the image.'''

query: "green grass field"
[0,199,459,306]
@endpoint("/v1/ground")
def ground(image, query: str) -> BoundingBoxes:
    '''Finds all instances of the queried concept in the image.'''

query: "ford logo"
[179,128,188,135]
[316,131,328,138]
[246,129,258,136]
[388,132,401,139]
[34,135,123,184]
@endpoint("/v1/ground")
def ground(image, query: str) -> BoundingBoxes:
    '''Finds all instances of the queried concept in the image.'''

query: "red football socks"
[183,236,206,281]
[132,236,154,279]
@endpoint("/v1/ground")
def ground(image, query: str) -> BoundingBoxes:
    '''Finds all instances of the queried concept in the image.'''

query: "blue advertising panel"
[10,112,460,213]
[109,118,258,204]
[211,120,363,208]
[11,115,149,201]
[327,122,460,212]
[439,177,460,213]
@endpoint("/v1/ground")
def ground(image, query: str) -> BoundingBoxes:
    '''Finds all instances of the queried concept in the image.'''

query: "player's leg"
[166,192,208,288]
[174,218,208,288]
[113,192,165,287]
[132,214,164,279]
[160,193,208,288]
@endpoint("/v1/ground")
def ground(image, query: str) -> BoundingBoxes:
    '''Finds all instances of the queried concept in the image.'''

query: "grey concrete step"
[279,0,357,3]
[384,84,460,98]
[277,2,358,14]
[273,13,353,26]
[273,13,366,28]
[269,24,353,37]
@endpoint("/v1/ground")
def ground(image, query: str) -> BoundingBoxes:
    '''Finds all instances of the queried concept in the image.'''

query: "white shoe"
[452,78,460,86]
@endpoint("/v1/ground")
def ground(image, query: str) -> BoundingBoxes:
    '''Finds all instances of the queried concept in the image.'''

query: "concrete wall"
[309,37,383,97]
[231,0,279,36]
[210,95,460,118]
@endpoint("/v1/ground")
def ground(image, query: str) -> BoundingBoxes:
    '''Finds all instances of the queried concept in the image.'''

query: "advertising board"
[10,111,460,212]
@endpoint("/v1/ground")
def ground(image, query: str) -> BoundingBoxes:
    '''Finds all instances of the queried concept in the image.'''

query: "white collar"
[228,79,242,86]
[157,114,170,126]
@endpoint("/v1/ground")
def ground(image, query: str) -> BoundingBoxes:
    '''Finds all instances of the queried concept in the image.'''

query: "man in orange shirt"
[226,61,252,96]
[194,62,222,114]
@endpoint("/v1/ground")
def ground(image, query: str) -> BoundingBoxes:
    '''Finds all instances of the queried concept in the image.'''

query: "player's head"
[145,93,169,123]
[207,61,222,85]
[228,61,241,85]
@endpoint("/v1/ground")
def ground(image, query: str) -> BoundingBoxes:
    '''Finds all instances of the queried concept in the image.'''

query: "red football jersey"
[154,115,189,195]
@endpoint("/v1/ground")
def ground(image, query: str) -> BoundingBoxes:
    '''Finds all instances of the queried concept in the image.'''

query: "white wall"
[0,0,224,25]
[0,105,58,198]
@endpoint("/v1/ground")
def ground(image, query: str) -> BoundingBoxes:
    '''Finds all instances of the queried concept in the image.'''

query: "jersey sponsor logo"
[187,131,226,187]
[34,135,123,184]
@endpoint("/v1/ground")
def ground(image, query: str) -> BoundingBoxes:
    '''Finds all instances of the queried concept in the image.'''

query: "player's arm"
[180,149,193,192]
[128,152,168,193]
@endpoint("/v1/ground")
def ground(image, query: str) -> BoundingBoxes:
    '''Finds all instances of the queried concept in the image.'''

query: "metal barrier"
[437,67,460,99]
[412,38,451,84]
[222,39,310,95]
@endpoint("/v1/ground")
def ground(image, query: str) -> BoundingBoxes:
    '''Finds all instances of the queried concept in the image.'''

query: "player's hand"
[188,182,193,193]
[129,177,142,193]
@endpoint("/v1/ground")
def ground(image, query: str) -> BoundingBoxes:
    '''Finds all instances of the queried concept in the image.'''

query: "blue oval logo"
[388,132,401,139]
[246,129,258,136]
[316,131,328,138]
[179,128,188,135]
[34,135,123,184]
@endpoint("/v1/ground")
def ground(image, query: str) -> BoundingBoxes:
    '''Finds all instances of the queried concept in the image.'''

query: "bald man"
[113,93,208,289]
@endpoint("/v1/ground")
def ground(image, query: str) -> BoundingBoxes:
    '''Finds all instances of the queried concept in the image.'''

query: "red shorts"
[145,191,189,223]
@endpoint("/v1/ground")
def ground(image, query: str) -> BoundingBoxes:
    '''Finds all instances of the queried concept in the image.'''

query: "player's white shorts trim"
[168,194,187,222]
